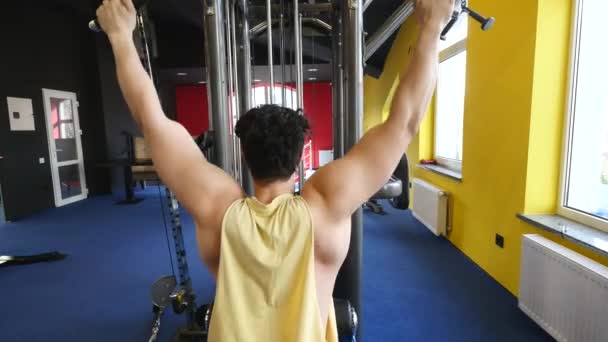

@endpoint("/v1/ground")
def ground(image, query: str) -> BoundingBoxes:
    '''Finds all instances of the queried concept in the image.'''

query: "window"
[559,0,608,231]
[51,98,75,139]
[434,19,468,173]
[251,84,297,109]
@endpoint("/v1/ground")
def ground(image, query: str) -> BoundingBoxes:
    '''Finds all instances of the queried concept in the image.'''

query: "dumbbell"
[441,0,495,40]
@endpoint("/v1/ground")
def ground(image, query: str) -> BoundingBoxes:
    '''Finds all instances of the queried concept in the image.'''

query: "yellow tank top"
[208,193,339,342]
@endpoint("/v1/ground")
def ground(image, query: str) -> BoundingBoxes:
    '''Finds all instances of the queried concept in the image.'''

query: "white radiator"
[411,178,448,236]
[519,234,608,342]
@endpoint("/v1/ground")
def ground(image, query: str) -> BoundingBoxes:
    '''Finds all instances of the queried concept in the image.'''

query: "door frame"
[0,165,5,223]
[42,88,88,207]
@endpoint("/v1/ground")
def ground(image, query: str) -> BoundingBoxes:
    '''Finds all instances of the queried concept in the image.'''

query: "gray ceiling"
[31,0,406,78]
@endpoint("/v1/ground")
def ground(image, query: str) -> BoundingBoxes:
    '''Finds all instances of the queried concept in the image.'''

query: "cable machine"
[90,1,494,341]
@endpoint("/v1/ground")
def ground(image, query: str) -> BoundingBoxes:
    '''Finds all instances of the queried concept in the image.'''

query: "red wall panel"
[303,82,333,168]
[175,82,333,169]
[175,85,209,136]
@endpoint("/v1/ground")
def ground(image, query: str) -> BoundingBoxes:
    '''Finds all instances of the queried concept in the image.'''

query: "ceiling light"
[198,81,206,84]
[254,79,262,82]
[307,68,318,72]
[177,72,188,76]
[308,77,317,81]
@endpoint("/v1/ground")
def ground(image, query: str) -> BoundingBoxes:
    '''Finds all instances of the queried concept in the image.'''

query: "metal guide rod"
[250,18,332,37]
[166,190,192,289]
[224,1,239,179]
[202,0,233,173]
[308,17,332,32]
[294,0,305,191]
[335,0,364,339]
[165,188,196,327]
[295,15,303,108]
[364,0,414,61]
[331,9,344,159]
[266,0,274,103]
[249,3,333,15]
[280,10,286,106]
[236,0,254,195]
[230,2,243,184]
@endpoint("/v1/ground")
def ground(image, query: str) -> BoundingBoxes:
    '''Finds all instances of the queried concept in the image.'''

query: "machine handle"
[463,7,495,31]
[89,0,149,32]
[440,13,459,41]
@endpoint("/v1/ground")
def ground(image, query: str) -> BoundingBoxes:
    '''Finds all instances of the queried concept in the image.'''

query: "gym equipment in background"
[194,298,358,342]
[364,155,410,215]
[195,131,216,163]
[441,0,495,41]
[365,176,403,215]
[0,252,67,267]
[148,188,202,341]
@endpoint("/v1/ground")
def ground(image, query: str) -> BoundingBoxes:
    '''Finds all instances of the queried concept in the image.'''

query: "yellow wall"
[363,0,608,295]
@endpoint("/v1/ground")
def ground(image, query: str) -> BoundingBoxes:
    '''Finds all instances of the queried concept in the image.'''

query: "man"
[96,0,453,340]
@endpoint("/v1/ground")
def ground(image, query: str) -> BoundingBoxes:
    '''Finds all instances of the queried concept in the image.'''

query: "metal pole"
[294,6,303,109]
[266,0,274,104]
[280,9,286,106]
[249,3,333,15]
[294,0,305,191]
[236,0,254,195]
[250,18,332,37]
[336,0,363,339]
[331,8,344,159]
[230,1,242,185]
[306,18,332,32]
[225,0,238,179]
[202,0,233,173]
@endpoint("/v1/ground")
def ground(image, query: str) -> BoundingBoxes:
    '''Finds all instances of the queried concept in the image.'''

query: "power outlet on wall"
[495,233,505,248]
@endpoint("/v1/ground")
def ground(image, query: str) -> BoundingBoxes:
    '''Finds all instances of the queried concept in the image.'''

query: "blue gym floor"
[0,188,552,341]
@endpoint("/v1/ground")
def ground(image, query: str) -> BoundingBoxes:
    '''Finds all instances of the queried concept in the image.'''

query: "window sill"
[517,213,608,257]
[417,164,463,182]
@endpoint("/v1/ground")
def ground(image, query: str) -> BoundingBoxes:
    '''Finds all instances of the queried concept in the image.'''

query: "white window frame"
[558,0,608,232]
[434,39,467,173]
[251,83,297,109]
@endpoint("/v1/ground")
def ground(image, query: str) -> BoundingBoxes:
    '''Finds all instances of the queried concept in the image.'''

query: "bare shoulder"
[192,187,244,278]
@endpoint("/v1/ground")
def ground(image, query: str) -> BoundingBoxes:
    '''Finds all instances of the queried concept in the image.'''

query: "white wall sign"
[7,97,35,131]
[319,150,334,167]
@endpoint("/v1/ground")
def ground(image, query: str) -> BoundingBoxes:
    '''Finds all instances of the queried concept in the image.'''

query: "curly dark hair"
[235,104,310,181]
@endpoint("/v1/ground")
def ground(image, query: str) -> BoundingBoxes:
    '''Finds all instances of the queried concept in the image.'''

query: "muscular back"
[203,194,341,341]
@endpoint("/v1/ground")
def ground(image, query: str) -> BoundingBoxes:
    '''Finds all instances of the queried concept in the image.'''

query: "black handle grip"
[89,0,150,32]
[463,6,495,31]
[440,13,460,41]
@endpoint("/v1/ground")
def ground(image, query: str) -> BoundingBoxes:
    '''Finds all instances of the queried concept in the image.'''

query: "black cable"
[157,185,176,277]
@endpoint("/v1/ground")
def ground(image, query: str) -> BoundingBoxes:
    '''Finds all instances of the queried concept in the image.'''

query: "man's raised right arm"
[303,0,453,224]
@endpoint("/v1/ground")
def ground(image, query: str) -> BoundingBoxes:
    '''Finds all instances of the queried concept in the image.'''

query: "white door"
[42,89,88,206]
